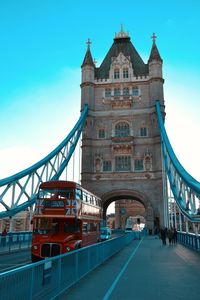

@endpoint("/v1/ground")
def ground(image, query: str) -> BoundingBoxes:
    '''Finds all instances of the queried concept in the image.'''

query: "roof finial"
[151,32,157,44]
[86,38,91,49]
[115,25,129,39]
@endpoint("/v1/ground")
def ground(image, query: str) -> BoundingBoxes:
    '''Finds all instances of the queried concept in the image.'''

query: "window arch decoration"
[144,148,152,171]
[94,153,103,173]
[115,121,130,137]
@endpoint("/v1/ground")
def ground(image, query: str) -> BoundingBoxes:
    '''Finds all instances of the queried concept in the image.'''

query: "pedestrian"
[1,228,7,247]
[172,227,178,244]
[167,228,173,245]
[160,227,167,245]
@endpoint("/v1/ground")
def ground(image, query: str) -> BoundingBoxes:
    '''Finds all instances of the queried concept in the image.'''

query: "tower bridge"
[0,27,200,300]
[0,27,200,231]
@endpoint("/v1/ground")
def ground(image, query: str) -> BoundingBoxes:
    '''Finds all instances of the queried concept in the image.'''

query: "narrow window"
[123,68,129,78]
[114,88,120,96]
[103,161,112,172]
[140,127,147,137]
[98,129,105,138]
[123,87,129,96]
[105,88,111,97]
[114,69,120,79]
[134,159,144,171]
[132,87,139,96]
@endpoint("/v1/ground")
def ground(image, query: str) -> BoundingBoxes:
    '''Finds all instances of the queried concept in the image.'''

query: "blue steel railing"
[0,105,88,219]
[0,232,140,300]
[156,101,200,222]
[178,232,200,251]
[0,231,32,253]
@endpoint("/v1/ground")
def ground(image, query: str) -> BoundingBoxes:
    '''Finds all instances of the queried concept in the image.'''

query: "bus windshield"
[33,218,59,235]
[33,218,81,235]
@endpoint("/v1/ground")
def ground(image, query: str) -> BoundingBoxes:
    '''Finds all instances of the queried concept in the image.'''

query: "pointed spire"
[148,33,162,63]
[81,38,95,68]
[151,32,157,44]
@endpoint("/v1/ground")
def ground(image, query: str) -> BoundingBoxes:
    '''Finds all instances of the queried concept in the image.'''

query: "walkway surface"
[59,236,200,300]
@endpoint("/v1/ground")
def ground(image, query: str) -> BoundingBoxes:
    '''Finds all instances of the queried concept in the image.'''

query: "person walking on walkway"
[1,228,7,247]
[160,227,167,245]
[167,228,174,245]
[172,227,178,244]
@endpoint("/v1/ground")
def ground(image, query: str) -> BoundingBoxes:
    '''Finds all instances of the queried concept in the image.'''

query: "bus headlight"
[66,247,71,252]
[33,245,38,250]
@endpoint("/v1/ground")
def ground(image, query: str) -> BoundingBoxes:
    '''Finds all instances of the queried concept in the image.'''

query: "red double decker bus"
[31,181,102,262]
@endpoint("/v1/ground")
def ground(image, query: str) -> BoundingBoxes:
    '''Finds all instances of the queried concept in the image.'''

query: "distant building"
[106,213,115,229]
[0,210,31,232]
[115,200,145,229]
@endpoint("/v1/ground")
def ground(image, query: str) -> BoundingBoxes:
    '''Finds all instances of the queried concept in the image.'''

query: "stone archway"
[102,189,154,232]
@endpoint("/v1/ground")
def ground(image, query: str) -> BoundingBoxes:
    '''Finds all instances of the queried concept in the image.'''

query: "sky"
[0,0,200,213]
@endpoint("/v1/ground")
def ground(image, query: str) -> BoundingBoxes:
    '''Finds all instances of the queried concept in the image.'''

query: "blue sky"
[0,0,200,186]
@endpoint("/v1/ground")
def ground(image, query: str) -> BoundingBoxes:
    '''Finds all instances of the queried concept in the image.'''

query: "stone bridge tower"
[81,28,165,231]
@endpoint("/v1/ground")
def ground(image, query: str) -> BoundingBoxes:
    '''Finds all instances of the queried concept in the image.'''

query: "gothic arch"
[102,189,150,213]
[102,189,155,230]
[112,120,132,137]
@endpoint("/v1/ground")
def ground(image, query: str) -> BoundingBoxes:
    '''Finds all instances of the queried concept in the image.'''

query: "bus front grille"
[51,244,60,256]
[41,243,61,257]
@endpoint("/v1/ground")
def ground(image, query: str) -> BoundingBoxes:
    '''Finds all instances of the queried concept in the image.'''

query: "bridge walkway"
[59,236,200,300]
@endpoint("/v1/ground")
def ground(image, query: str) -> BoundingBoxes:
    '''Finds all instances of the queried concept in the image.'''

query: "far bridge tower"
[81,28,165,231]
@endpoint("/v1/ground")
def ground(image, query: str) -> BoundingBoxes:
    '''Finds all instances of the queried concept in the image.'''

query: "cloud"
[165,81,200,181]
[0,67,82,179]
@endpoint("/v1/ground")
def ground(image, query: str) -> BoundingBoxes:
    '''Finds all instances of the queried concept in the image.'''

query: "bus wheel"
[75,243,81,250]
[31,254,41,263]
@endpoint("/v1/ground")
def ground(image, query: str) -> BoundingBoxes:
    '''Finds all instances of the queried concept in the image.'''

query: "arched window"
[115,122,130,137]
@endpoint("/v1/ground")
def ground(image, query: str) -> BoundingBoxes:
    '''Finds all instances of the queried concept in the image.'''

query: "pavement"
[59,236,200,300]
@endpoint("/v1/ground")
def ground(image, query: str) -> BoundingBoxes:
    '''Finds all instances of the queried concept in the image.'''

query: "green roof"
[95,37,148,79]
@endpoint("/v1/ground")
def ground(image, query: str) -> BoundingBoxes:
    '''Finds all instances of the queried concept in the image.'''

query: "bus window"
[39,188,75,200]
[82,223,87,233]
[59,189,75,199]
[82,192,88,202]
[44,200,64,208]
[76,189,82,200]
[64,220,80,233]
[93,223,98,231]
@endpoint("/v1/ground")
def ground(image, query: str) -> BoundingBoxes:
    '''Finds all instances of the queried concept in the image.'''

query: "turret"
[148,33,164,106]
[81,38,95,109]
[148,33,163,78]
